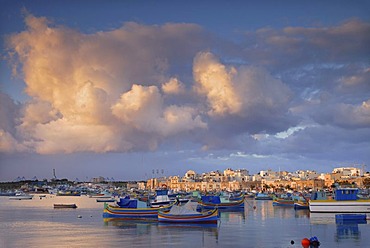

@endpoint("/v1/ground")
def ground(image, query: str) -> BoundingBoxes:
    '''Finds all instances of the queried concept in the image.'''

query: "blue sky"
[0,1,369,181]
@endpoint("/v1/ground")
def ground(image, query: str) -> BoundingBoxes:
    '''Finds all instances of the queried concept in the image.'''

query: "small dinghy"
[54,204,78,209]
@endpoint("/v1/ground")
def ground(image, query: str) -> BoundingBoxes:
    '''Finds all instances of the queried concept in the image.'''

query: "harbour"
[1,195,370,247]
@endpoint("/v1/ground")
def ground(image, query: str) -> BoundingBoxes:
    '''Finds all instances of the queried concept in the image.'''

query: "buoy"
[301,238,310,247]
[309,236,320,247]
[290,240,294,245]
[77,215,82,218]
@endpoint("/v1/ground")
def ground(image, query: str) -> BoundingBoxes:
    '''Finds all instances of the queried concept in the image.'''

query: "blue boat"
[103,197,173,219]
[199,195,244,210]
[335,214,367,223]
[255,192,273,200]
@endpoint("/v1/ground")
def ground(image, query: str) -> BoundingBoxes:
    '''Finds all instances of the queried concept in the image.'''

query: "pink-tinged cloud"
[112,84,206,137]
[193,51,292,119]
[193,51,242,116]
[3,14,209,154]
[162,77,186,95]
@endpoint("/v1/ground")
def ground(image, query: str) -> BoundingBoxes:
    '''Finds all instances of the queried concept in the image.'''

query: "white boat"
[150,189,172,207]
[9,192,33,200]
[309,188,370,213]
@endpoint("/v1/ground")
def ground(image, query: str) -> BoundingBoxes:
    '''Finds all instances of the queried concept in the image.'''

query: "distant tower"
[53,169,57,179]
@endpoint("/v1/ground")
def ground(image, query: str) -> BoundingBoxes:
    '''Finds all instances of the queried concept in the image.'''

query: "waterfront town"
[144,166,370,193]
[1,166,369,194]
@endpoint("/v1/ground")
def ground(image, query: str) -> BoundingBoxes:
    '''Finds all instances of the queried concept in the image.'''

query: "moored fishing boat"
[309,188,370,213]
[273,193,300,207]
[96,198,115,202]
[294,200,309,210]
[158,201,218,223]
[149,189,188,207]
[0,191,16,196]
[149,189,172,207]
[89,190,112,198]
[273,198,294,206]
[255,192,273,200]
[9,192,33,200]
[54,203,77,209]
[199,195,244,210]
[103,197,173,219]
[57,191,81,196]
[228,192,245,201]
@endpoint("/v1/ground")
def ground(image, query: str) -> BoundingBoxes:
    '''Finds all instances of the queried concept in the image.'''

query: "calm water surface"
[0,195,369,247]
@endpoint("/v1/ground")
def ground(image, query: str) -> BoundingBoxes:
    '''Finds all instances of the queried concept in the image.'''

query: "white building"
[333,167,361,177]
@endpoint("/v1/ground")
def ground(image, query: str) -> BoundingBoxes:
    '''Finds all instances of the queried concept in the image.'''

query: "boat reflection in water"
[103,218,156,235]
[335,214,367,241]
[158,222,219,245]
[103,217,219,245]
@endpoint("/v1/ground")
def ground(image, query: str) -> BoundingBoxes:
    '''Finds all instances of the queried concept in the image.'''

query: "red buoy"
[301,238,310,247]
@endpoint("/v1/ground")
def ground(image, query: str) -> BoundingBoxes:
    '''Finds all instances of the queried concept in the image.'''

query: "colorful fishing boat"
[273,193,300,207]
[294,200,309,210]
[89,190,112,198]
[255,192,273,200]
[158,201,218,223]
[56,191,81,196]
[103,197,173,219]
[228,192,245,201]
[309,188,370,213]
[273,198,295,206]
[199,195,244,210]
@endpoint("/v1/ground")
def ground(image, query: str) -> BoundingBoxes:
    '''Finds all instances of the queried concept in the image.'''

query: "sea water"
[0,195,369,247]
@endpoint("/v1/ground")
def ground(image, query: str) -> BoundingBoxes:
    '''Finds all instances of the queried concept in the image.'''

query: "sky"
[0,0,369,182]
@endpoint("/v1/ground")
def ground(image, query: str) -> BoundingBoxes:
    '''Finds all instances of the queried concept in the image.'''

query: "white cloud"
[3,14,209,154]
[112,84,206,137]
[162,77,186,95]
[193,51,242,116]
[2,12,369,171]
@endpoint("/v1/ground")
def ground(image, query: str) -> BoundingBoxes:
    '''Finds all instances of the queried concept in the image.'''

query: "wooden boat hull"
[228,193,245,202]
[96,198,115,202]
[54,204,77,209]
[103,203,172,219]
[57,193,81,196]
[273,199,294,207]
[158,209,218,223]
[294,201,309,210]
[199,198,244,210]
[255,193,273,200]
[9,195,33,200]
[309,200,370,213]
[255,196,273,200]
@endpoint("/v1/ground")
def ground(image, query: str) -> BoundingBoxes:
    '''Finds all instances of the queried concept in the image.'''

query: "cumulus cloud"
[112,84,206,137]
[2,12,369,170]
[193,52,242,116]
[31,119,121,154]
[2,14,210,154]
[193,51,294,133]
[162,77,186,95]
